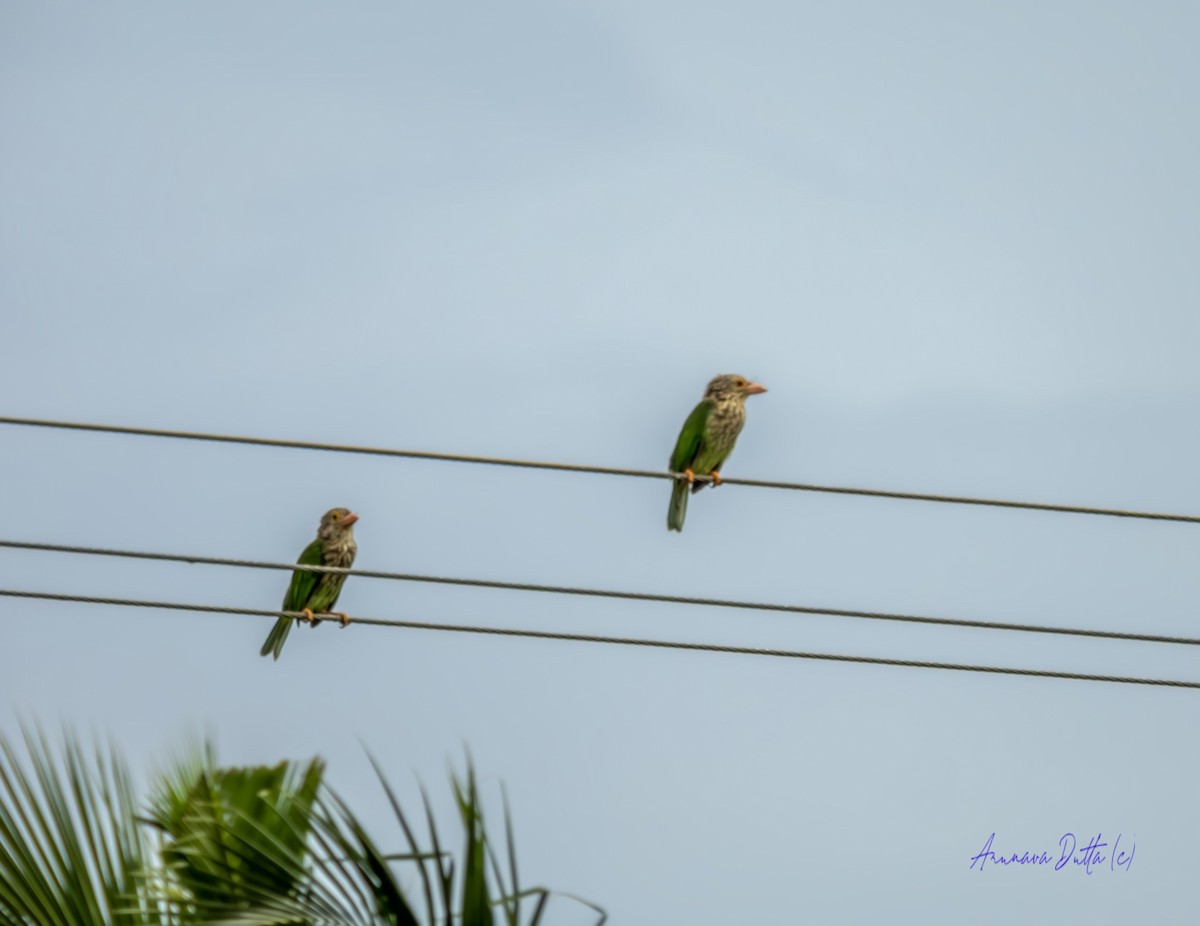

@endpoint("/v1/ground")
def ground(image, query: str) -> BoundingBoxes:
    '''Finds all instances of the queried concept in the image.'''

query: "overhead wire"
[2,588,1196,690]
[3,538,1197,648]
[5,416,1196,689]
[3,415,1198,524]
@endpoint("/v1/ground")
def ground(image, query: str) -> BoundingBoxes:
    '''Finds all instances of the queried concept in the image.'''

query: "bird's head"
[705,374,767,402]
[318,507,359,541]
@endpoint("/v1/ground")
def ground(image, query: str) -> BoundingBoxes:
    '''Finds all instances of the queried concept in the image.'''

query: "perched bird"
[667,374,767,531]
[260,507,359,660]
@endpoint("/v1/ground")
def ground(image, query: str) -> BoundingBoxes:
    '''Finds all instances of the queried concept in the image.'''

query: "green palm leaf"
[0,724,155,926]
[0,727,604,926]
[146,749,331,925]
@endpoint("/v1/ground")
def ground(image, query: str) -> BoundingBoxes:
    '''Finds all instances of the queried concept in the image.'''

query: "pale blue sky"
[2,2,1199,923]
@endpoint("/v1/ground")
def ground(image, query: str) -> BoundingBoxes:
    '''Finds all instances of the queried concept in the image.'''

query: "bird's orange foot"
[710,471,722,488]
[683,468,696,485]
[336,612,350,628]
[302,608,316,625]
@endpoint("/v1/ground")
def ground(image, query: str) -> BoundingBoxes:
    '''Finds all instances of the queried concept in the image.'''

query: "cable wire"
[2,588,1196,689]
[3,538,1197,648]
[3,415,1197,524]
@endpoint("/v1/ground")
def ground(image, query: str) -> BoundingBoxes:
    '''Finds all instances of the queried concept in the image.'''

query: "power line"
[2,588,1196,690]
[3,538,1198,648]
[3,415,1197,524]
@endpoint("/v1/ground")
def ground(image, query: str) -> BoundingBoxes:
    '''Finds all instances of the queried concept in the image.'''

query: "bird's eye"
[331,512,341,520]
[736,378,746,386]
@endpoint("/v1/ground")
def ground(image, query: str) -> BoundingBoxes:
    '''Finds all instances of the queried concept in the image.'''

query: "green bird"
[260,507,359,660]
[667,374,767,531]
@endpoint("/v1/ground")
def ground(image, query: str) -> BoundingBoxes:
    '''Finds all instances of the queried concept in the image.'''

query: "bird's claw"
[336,612,350,628]
[683,468,696,485]
[710,471,722,488]
[302,608,316,625]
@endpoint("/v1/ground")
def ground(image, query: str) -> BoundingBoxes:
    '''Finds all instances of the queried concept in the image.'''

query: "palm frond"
[144,746,329,925]
[0,724,155,926]
[0,728,604,926]
[449,764,492,926]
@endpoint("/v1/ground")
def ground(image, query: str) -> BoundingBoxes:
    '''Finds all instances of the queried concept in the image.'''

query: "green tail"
[260,616,293,660]
[667,480,688,532]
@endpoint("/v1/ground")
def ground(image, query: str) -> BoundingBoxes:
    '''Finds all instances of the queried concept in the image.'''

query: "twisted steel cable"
[3,415,1198,523]
[2,588,1196,689]
[3,539,1197,647]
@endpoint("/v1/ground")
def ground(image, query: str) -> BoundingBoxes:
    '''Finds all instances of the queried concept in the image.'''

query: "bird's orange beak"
[743,382,767,395]
[343,512,360,527]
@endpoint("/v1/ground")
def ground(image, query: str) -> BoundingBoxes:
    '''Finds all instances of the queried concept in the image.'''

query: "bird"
[260,507,359,660]
[667,374,767,531]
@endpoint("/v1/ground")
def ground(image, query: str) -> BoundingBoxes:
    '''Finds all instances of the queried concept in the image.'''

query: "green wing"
[669,400,713,472]
[261,538,325,660]
[282,538,324,611]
